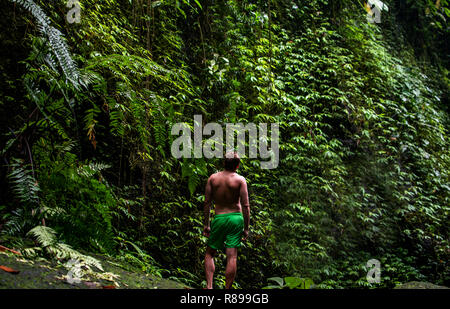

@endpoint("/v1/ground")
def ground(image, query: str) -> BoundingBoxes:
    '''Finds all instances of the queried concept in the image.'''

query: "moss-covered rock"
[394,281,449,289]
[0,252,189,289]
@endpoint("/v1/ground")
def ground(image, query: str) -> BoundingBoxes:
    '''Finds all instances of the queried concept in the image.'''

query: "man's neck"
[222,169,236,174]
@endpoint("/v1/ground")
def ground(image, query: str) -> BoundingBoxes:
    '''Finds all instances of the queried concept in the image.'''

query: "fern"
[83,104,100,149]
[1,209,34,236]
[77,162,111,178]
[85,54,189,91]
[181,160,208,195]
[26,225,103,271]
[10,0,80,88]
[107,96,125,137]
[27,225,56,248]
[7,159,40,206]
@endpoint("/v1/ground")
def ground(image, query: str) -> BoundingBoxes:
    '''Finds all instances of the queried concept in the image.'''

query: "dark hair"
[224,152,240,171]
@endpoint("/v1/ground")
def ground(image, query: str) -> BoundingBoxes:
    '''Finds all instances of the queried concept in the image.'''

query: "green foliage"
[36,146,116,253]
[264,276,315,289]
[24,225,103,271]
[0,0,448,289]
[7,159,39,208]
[10,0,81,88]
[114,237,164,277]
[181,159,208,195]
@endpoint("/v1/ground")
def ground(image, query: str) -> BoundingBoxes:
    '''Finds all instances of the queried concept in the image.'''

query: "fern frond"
[77,162,111,178]
[7,159,40,206]
[83,104,100,149]
[26,225,103,271]
[53,244,103,271]
[10,0,80,88]
[41,206,66,219]
[10,0,50,25]
[1,209,30,236]
[21,247,42,258]
[108,95,126,137]
[45,25,80,87]
[27,225,57,248]
[188,172,200,196]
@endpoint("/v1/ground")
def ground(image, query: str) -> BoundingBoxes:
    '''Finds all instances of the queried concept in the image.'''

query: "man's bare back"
[206,171,248,215]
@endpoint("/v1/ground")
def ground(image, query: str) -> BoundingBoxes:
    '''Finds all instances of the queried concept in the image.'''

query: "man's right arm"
[240,177,250,240]
[203,176,213,237]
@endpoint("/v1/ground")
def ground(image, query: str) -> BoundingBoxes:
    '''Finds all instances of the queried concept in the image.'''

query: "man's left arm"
[240,177,250,241]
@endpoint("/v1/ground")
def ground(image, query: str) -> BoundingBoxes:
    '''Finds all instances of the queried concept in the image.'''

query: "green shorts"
[207,212,244,251]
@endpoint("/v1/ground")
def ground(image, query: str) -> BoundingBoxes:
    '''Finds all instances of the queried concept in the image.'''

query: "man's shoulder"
[234,173,247,183]
[208,171,220,181]
[209,171,245,182]
[210,171,221,177]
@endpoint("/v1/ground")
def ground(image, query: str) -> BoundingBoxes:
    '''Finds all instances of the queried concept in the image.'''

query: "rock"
[394,281,449,289]
[0,251,189,289]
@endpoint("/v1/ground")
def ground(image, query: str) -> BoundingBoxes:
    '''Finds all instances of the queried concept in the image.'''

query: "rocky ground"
[0,251,189,289]
[394,281,449,289]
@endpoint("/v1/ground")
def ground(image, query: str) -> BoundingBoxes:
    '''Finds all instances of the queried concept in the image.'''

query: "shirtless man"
[203,152,250,289]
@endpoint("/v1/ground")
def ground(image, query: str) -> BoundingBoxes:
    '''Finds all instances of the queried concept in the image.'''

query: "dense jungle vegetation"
[0,0,448,289]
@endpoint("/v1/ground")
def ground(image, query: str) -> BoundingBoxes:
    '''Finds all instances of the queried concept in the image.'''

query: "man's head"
[224,151,240,171]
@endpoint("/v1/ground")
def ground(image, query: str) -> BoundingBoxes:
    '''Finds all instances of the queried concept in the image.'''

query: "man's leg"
[205,246,217,289]
[225,247,238,289]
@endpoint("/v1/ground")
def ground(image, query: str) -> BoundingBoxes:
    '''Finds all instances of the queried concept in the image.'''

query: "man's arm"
[240,177,250,241]
[203,176,213,237]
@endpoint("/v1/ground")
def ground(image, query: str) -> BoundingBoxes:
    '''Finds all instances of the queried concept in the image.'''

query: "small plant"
[24,225,103,270]
[263,276,315,289]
